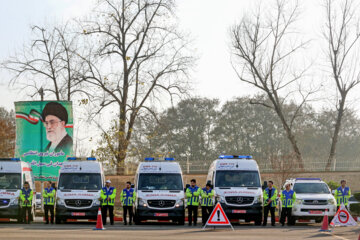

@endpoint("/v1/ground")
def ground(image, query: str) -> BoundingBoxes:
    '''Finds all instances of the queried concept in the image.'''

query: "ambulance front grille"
[147,200,175,208]
[65,199,92,207]
[0,199,10,207]
[225,196,254,205]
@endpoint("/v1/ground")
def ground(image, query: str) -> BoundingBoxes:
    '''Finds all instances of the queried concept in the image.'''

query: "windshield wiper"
[219,187,231,189]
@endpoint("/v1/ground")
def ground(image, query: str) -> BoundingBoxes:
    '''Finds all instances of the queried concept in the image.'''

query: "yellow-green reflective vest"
[43,188,55,205]
[20,188,33,207]
[186,186,201,206]
[281,190,296,208]
[263,187,277,207]
[101,187,116,206]
[334,187,351,206]
[120,188,136,206]
[201,188,214,207]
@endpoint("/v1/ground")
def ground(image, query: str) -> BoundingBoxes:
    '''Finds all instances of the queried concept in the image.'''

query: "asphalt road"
[0,222,358,240]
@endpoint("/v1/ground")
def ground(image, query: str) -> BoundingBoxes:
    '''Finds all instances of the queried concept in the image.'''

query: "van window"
[58,173,101,190]
[138,173,183,190]
[0,173,21,189]
[215,170,261,188]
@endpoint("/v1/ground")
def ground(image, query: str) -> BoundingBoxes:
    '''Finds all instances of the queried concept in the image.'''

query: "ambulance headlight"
[328,198,335,205]
[295,199,303,205]
[216,195,225,203]
[254,195,262,204]
[93,199,101,206]
[175,198,184,207]
[57,198,65,205]
[138,198,147,207]
[10,198,18,205]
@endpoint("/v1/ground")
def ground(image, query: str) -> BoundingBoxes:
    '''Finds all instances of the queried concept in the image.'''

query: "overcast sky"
[0,0,335,110]
[1,0,360,154]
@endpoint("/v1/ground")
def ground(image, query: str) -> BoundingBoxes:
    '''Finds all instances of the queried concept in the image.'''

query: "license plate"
[309,210,322,214]
[71,212,85,216]
[232,210,246,214]
[154,213,168,217]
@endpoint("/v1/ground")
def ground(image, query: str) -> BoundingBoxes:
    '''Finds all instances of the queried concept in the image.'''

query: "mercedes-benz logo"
[158,200,165,207]
[236,197,243,203]
[313,200,319,204]
[75,200,82,207]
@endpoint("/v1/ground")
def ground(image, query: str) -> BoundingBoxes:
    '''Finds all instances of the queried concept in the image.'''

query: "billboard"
[14,101,73,181]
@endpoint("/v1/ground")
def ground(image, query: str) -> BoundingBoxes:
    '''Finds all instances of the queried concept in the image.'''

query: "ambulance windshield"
[58,173,101,190]
[215,170,261,188]
[138,173,183,190]
[0,173,21,189]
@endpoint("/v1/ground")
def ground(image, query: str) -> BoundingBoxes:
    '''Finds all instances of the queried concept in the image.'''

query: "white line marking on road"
[324,232,350,240]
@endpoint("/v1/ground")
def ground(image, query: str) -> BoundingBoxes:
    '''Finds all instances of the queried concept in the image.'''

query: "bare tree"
[323,0,360,170]
[229,0,314,168]
[2,24,88,101]
[80,0,193,174]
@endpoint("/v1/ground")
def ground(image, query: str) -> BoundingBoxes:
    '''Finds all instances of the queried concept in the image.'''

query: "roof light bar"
[145,157,155,161]
[218,155,252,159]
[164,157,175,161]
[295,178,321,181]
[0,158,20,161]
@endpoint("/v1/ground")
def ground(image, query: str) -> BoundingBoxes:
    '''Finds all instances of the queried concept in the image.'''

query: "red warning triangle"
[206,202,231,225]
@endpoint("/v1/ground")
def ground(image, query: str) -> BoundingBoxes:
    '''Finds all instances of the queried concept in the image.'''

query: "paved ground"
[0,222,358,240]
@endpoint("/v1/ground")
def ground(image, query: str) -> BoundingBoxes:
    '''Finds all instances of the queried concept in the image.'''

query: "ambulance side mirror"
[185,184,190,191]
[131,184,135,189]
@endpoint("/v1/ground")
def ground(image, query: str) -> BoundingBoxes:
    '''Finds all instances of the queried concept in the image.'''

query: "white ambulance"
[281,178,337,224]
[134,157,185,225]
[0,158,36,222]
[206,155,263,225]
[55,157,105,223]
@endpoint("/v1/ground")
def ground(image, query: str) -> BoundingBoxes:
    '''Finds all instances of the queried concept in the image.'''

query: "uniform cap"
[106,180,111,183]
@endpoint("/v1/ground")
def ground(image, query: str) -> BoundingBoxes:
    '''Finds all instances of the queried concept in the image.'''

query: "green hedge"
[354,192,360,201]
[350,203,360,216]
[326,181,340,190]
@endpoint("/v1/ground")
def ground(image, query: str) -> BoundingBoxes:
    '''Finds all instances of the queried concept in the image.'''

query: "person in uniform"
[334,179,351,210]
[120,181,136,225]
[43,181,55,224]
[20,181,33,224]
[100,180,116,225]
[186,179,201,226]
[280,183,296,226]
[263,180,277,226]
[201,183,215,226]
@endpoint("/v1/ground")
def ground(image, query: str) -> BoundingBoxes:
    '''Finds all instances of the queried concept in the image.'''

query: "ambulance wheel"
[315,217,322,223]
[55,216,62,224]
[134,215,141,225]
[177,217,185,225]
[288,217,296,226]
[328,217,333,223]
[254,216,262,226]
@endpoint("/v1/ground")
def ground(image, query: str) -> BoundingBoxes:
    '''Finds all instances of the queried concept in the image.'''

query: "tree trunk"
[326,95,346,171]
[270,96,304,169]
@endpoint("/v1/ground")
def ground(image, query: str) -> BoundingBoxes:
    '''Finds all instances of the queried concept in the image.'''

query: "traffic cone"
[93,207,105,230]
[319,209,331,232]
